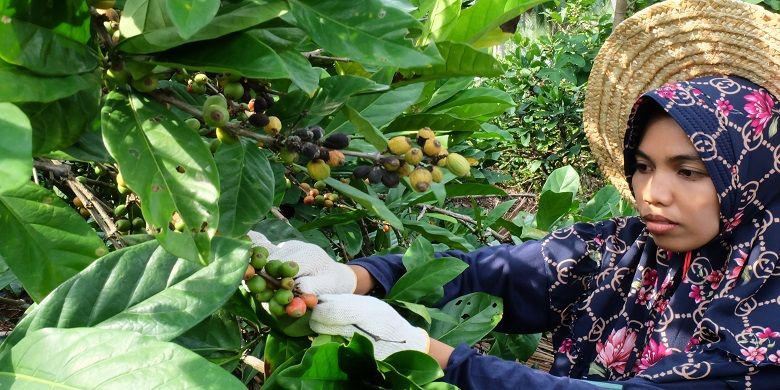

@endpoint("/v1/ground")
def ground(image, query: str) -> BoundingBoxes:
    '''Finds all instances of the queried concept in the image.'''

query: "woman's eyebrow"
[635,149,704,164]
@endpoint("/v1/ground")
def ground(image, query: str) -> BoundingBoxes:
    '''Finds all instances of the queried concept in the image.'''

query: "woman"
[251,0,780,388]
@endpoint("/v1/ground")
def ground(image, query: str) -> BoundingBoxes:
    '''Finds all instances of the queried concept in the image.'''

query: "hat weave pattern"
[583,0,780,199]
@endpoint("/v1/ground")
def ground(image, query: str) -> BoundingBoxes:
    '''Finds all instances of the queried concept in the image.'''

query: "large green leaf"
[3,237,249,349]
[581,185,622,221]
[166,0,220,39]
[307,75,389,118]
[403,220,475,251]
[535,190,573,231]
[120,0,170,38]
[216,140,274,238]
[383,113,481,134]
[264,333,312,375]
[488,332,541,362]
[411,41,504,79]
[428,87,514,120]
[0,103,31,194]
[326,83,424,135]
[0,183,106,302]
[0,328,244,389]
[102,90,219,263]
[2,0,91,44]
[541,165,580,196]
[444,0,548,45]
[288,0,441,68]
[0,16,97,75]
[325,178,403,231]
[386,256,467,303]
[383,350,443,385]
[429,292,503,346]
[0,60,99,103]
[424,77,473,109]
[20,86,100,155]
[175,310,243,367]
[419,0,460,44]
[345,105,388,151]
[401,236,435,271]
[265,342,347,389]
[119,0,288,53]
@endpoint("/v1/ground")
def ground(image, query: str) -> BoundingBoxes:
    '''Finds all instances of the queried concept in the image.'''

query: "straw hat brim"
[583,0,780,199]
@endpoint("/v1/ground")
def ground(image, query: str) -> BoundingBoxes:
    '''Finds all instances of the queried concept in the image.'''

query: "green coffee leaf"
[429,292,503,346]
[0,103,31,194]
[0,328,244,389]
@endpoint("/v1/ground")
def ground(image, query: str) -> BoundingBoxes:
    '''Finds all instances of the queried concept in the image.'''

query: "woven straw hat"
[583,0,780,199]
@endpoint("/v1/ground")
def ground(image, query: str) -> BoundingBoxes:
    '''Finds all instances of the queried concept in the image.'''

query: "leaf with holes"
[429,292,503,346]
[101,90,219,263]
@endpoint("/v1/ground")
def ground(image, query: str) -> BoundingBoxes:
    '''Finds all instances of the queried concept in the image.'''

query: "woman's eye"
[635,163,650,173]
[678,168,705,178]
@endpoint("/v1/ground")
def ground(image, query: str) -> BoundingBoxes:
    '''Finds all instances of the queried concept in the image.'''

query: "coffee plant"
[0,0,569,388]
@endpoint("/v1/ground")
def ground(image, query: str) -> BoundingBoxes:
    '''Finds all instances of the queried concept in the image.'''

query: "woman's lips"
[644,215,678,235]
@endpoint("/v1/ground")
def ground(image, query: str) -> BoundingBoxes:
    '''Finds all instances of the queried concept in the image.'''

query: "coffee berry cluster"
[352,127,472,192]
[300,181,339,208]
[243,246,317,319]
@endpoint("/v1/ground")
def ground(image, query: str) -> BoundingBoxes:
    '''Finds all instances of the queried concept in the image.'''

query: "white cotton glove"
[310,294,430,360]
[247,231,357,295]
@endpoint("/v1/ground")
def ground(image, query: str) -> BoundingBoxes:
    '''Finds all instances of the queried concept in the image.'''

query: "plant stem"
[416,204,510,243]
[256,271,282,290]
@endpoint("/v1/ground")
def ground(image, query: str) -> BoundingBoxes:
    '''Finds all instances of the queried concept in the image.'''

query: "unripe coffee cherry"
[280,277,295,290]
[404,148,423,165]
[132,217,145,229]
[307,159,330,181]
[273,289,294,305]
[254,289,274,303]
[446,152,471,177]
[381,156,401,171]
[116,218,132,232]
[246,275,267,293]
[185,118,201,131]
[431,166,444,183]
[388,136,412,155]
[280,261,299,278]
[268,299,286,316]
[204,105,229,128]
[265,259,284,278]
[285,297,307,318]
[79,207,91,217]
[193,73,209,85]
[410,168,432,192]
[114,204,127,217]
[203,95,228,110]
[131,75,158,92]
[223,82,244,100]
[216,127,237,144]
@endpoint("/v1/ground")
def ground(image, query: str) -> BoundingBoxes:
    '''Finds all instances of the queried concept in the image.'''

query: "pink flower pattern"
[595,328,638,374]
[656,83,680,99]
[689,284,706,303]
[741,346,767,362]
[724,211,743,232]
[744,90,776,134]
[758,327,780,339]
[705,270,724,289]
[635,339,673,372]
[717,97,734,115]
[685,336,700,352]
[558,338,574,353]
[729,250,749,280]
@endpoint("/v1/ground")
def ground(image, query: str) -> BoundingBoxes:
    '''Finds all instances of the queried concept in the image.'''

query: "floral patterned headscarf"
[546,75,780,386]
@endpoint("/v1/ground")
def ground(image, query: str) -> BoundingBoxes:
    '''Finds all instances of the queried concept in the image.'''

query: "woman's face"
[631,115,721,253]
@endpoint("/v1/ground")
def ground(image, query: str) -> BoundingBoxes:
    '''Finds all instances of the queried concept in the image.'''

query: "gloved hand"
[247,231,357,295]
[310,294,430,360]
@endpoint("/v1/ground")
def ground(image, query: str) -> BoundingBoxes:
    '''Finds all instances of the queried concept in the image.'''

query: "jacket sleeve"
[348,220,607,334]
[442,344,758,389]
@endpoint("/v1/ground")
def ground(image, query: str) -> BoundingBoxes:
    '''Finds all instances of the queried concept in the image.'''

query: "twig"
[31,167,39,185]
[67,177,126,248]
[352,324,407,344]
[0,296,30,309]
[416,204,509,243]
[89,7,115,50]
[256,271,282,290]
[241,354,265,374]
[270,207,289,223]
[302,50,351,63]
[33,160,70,176]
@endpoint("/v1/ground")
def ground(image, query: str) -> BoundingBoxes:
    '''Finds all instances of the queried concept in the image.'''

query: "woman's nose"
[640,174,673,206]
